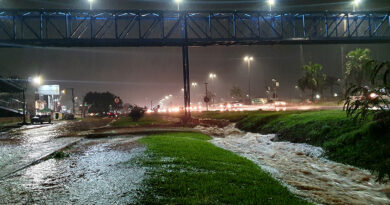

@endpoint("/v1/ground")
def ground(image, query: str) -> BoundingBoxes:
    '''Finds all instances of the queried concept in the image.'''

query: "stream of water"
[196,124,390,205]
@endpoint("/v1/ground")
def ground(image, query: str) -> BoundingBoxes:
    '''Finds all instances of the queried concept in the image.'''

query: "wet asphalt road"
[0,121,81,179]
[0,121,145,204]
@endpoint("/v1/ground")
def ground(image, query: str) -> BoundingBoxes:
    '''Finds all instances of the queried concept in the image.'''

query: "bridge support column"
[182,45,191,120]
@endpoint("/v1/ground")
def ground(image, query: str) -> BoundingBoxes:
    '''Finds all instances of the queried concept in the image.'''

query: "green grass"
[193,111,253,122]
[137,132,310,204]
[110,114,169,127]
[51,151,70,159]
[201,110,390,181]
[237,110,352,145]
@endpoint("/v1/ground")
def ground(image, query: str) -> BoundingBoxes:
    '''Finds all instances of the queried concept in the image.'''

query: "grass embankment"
[199,110,390,181]
[110,114,170,127]
[137,132,310,204]
[192,111,252,122]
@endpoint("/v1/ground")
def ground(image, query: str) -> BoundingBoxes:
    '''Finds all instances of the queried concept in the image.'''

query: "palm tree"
[297,62,327,100]
[345,48,372,87]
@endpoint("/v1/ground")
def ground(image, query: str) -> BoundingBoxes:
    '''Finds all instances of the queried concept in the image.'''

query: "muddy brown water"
[196,124,390,205]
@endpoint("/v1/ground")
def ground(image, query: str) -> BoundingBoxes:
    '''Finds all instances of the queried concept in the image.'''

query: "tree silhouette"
[297,62,327,100]
[83,91,122,114]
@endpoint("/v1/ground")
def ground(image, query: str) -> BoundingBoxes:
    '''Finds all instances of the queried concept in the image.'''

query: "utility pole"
[248,60,251,99]
[244,56,253,101]
[205,83,209,111]
[71,88,75,114]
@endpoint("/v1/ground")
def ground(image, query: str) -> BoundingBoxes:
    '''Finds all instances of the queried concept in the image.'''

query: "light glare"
[32,76,42,85]
[353,0,361,5]
[369,93,378,99]
[244,56,253,62]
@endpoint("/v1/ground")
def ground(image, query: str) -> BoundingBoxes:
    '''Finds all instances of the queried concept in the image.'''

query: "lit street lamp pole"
[268,0,275,12]
[353,0,361,12]
[174,0,182,11]
[209,73,216,104]
[244,56,254,100]
[88,0,94,10]
[204,83,209,111]
[61,88,75,114]
[272,79,279,99]
[191,82,198,102]
[32,75,42,111]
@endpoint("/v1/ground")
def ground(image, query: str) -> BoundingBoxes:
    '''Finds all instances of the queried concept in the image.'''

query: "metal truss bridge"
[0,9,390,46]
[1,9,389,117]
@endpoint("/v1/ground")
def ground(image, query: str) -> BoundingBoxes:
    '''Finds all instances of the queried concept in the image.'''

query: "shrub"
[52,151,70,159]
[129,106,146,122]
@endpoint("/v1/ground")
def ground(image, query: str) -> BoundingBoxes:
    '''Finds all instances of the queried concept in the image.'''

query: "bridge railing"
[0,10,389,46]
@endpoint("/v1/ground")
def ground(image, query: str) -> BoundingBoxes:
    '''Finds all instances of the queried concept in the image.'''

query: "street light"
[61,88,75,114]
[244,56,254,99]
[88,0,94,10]
[267,0,275,12]
[192,82,198,87]
[174,0,182,11]
[32,76,42,86]
[209,73,217,104]
[352,0,361,12]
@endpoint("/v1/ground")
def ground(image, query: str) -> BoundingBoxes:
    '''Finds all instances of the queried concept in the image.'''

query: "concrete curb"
[85,127,201,138]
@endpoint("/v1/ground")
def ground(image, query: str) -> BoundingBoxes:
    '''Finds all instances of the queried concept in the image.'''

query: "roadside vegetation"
[192,110,252,122]
[111,114,170,127]
[136,132,310,204]
[51,151,70,159]
[193,48,390,181]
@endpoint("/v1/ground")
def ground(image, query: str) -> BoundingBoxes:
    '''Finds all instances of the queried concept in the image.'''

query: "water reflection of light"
[21,159,59,190]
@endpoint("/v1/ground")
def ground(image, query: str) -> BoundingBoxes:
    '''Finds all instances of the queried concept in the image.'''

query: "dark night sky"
[1,0,390,107]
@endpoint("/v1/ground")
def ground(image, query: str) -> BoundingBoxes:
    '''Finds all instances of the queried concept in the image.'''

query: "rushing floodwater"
[0,136,145,204]
[196,124,390,205]
[0,122,81,178]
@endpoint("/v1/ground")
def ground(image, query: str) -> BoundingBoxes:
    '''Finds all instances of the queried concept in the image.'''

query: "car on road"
[274,101,287,111]
[31,115,52,124]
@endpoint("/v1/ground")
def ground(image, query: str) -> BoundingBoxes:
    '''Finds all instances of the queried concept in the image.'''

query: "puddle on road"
[196,124,390,205]
[0,136,145,204]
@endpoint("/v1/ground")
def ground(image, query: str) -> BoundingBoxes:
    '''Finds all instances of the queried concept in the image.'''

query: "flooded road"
[197,124,390,205]
[0,118,113,179]
[0,122,81,178]
[0,136,145,204]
